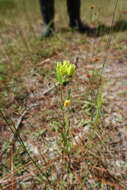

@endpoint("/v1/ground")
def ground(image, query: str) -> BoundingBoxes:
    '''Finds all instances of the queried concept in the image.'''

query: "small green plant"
[55,61,74,154]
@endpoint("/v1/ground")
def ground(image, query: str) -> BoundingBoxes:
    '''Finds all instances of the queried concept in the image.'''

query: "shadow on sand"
[87,20,127,37]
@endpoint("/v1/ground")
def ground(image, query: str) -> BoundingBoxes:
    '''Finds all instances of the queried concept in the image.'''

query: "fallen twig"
[43,83,59,96]
[10,110,28,143]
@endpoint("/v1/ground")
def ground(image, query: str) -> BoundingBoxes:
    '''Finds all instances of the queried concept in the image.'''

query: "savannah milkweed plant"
[56,60,76,85]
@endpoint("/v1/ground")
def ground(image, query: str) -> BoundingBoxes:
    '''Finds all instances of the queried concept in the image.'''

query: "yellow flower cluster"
[56,60,76,84]
[56,60,76,76]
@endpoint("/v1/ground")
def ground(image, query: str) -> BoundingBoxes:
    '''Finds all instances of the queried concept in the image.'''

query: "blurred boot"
[67,0,90,33]
[39,0,55,38]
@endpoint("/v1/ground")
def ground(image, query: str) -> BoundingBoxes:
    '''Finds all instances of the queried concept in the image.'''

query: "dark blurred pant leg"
[39,0,54,26]
[67,0,81,27]
[39,0,55,37]
[67,0,90,32]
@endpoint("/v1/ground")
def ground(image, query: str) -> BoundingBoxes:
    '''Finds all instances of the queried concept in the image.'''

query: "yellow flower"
[64,99,71,108]
[67,64,76,76]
